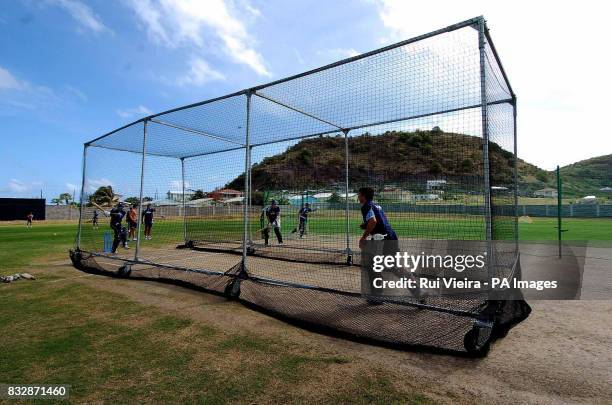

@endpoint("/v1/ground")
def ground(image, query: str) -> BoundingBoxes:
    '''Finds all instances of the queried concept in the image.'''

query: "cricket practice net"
[71,17,530,356]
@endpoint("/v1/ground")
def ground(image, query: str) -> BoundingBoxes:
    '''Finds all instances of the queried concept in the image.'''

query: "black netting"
[73,18,530,356]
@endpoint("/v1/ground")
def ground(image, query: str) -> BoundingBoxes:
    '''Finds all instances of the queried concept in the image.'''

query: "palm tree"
[89,186,119,207]
[59,192,72,205]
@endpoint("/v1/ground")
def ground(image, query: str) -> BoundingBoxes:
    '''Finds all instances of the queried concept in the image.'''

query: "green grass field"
[0,221,434,403]
[0,216,610,402]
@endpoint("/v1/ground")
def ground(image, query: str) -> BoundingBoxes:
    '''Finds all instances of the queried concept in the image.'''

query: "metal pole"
[557,165,562,258]
[248,145,253,244]
[478,18,494,277]
[135,119,148,261]
[181,157,187,243]
[343,129,352,262]
[242,92,252,268]
[513,100,519,252]
[76,145,88,249]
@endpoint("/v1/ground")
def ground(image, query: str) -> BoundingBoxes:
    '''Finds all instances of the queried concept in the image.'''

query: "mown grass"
[0,221,434,404]
[2,215,610,273]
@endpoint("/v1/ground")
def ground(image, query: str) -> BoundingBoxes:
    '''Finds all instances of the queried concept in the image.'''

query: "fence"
[71,17,530,356]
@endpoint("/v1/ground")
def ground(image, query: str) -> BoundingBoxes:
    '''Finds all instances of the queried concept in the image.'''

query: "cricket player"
[358,187,398,305]
[26,212,34,228]
[108,202,128,252]
[141,204,156,240]
[260,199,283,246]
[293,202,315,238]
[127,205,138,241]
[92,210,99,229]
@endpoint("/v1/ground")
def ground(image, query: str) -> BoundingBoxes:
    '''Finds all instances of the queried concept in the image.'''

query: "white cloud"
[8,179,28,193]
[317,48,360,60]
[49,0,112,34]
[86,178,114,192]
[177,57,225,86]
[116,105,153,118]
[169,180,191,191]
[0,65,61,112]
[0,66,24,91]
[64,85,88,102]
[65,182,79,191]
[127,0,270,77]
[372,0,612,169]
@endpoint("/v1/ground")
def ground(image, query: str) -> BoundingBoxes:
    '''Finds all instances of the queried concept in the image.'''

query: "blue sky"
[1,0,610,200]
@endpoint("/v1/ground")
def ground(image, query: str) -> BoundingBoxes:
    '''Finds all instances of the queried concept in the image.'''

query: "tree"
[124,197,140,207]
[190,190,206,200]
[51,198,61,205]
[328,192,342,204]
[89,186,118,207]
[59,193,72,205]
[430,162,442,175]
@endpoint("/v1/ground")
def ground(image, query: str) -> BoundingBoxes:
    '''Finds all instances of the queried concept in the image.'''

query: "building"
[413,194,441,201]
[288,195,318,206]
[533,188,558,198]
[426,180,447,192]
[579,195,597,204]
[312,192,357,202]
[379,188,413,202]
[208,188,243,202]
[166,190,196,202]
[185,198,214,207]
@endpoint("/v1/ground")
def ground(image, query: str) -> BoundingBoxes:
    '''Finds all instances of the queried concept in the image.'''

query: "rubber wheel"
[117,265,132,278]
[463,326,491,357]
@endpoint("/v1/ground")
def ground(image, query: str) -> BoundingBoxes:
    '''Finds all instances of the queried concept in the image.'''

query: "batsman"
[260,199,283,246]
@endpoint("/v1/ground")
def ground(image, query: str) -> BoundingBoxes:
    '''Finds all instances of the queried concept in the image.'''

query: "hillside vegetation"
[225,130,611,197]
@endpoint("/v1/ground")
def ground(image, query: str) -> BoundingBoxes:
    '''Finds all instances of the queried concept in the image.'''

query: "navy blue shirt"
[142,208,155,223]
[264,206,280,222]
[298,207,312,219]
[109,207,126,226]
[360,200,397,240]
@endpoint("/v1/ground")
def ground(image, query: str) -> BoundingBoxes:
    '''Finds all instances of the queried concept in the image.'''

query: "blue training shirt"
[360,200,397,240]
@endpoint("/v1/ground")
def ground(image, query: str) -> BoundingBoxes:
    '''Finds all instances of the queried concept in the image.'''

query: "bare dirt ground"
[35,247,612,405]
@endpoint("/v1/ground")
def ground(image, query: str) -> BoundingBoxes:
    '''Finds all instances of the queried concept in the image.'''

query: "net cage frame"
[71,16,530,356]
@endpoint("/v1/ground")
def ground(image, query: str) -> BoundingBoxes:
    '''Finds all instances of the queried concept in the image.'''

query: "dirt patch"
[38,259,612,404]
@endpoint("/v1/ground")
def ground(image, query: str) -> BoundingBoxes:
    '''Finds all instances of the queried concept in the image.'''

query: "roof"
[535,188,557,192]
[211,188,242,194]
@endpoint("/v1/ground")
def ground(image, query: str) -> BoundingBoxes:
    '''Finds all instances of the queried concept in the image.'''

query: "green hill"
[224,130,610,198]
[558,154,612,196]
[226,130,549,194]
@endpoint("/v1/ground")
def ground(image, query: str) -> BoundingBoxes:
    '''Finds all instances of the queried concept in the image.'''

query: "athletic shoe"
[278,242,284,246]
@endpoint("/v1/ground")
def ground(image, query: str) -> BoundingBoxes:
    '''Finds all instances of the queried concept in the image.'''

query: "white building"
[167,190,197,202]
[426,180,447,192]
[533,188,557,198]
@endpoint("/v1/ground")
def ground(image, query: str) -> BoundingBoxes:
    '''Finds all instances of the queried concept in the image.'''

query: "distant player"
[292,202,316,238]
[92,210,99,229]
[26,212,34,228]
[142,204,156,240]
[260,200,283,246]
[127,204,138,241]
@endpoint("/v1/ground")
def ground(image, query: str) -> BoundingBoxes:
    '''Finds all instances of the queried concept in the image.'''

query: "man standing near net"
[260,199,283,246]
[141,203,156,240]
[127,204,138,241]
